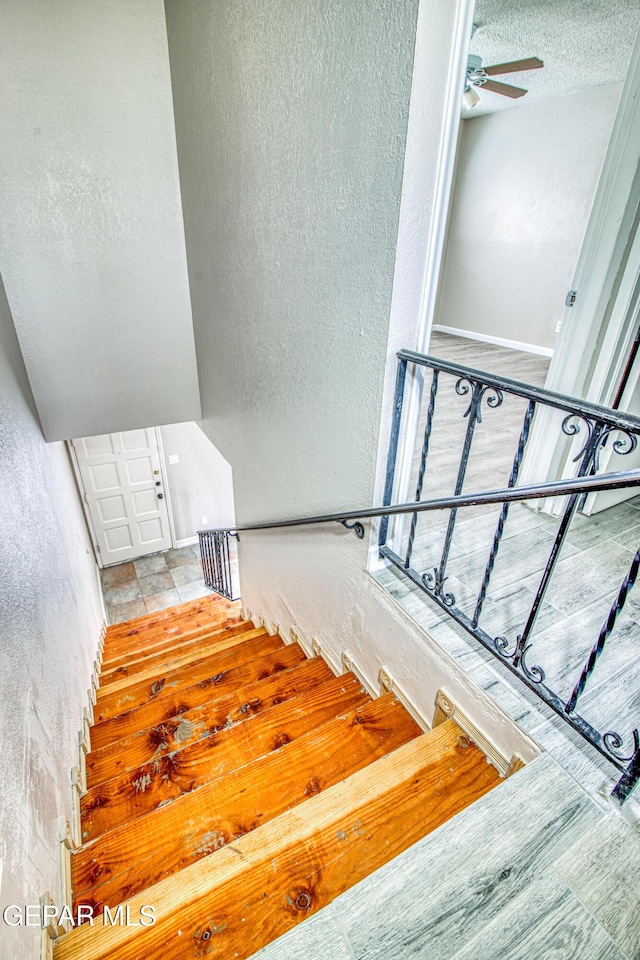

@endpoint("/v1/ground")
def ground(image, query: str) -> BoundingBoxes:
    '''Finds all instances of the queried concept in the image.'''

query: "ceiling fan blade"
[483,57,544,76]
[481,78,528,99]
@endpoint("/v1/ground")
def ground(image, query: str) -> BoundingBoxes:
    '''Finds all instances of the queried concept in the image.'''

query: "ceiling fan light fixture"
[462,85,480,109]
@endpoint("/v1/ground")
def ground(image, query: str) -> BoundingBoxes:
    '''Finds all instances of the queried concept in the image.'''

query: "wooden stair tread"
[89,638,312,751]
[103,594,237,646]
[57,720,501,960]
[80,672,371,841]
[86,654,333,787]
[99,617,252,681]
[93,630,281,723]
[71,693,422,910]
[96,625,277,707]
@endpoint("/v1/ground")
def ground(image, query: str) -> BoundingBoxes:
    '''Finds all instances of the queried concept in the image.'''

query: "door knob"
[155,481,161,486]
[157,493,164,499]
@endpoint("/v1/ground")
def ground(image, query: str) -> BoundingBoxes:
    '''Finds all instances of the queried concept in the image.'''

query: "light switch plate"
[168,455,179,465]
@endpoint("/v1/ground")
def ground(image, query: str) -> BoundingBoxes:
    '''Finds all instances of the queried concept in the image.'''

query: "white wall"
[434,83,622,351]
[160,422,235,542]
[166,0,419,523]
[164,0,532,767]
[0,0,201,442]
[0,274,104,960]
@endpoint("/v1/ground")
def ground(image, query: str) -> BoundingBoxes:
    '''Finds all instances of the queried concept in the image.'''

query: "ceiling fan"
[463,55,544,109]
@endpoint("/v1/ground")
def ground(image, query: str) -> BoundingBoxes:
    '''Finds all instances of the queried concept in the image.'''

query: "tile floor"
[101,544,212,625]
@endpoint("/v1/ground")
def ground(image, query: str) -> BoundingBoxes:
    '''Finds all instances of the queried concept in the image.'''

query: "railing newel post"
[379,357,409,552]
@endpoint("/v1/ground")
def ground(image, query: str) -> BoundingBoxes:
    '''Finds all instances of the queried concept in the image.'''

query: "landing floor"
[100,544,210,624]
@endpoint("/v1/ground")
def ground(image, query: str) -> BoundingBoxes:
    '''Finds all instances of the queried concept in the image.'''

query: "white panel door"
[71,428,172,565]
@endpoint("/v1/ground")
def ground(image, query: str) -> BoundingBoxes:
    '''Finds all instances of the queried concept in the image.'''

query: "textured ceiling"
[462,0,640,118]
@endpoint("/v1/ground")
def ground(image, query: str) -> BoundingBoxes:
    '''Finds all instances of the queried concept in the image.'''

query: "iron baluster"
[405,369,439,569]
[472,400,536,627]
[510,419,607,669]
[198,530,239,601]
[379,358,408,550]
[565,548,640,714]
[212,532,221,592]
[223,530,230,596]
[427,379,503,601]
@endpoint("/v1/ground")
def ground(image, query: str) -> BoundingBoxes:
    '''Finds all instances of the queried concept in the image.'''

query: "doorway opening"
[70,422,237,623]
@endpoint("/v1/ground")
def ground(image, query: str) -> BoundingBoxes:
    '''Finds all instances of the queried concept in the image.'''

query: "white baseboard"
[367,541,388,573]
[432,324,554,358]
[176,536,199,548]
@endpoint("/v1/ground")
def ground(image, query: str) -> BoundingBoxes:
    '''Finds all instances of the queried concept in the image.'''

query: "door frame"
[68,426,177,568]
[518,29,640,509]
[371,0,476,566]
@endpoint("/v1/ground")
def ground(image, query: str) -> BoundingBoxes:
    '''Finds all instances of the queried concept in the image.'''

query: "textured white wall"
[165,0,532,762]
[0,0,201,442]
[165,0,418,522]
[0,275,104,960]
[160,422,235,542]
[435,83,622,350]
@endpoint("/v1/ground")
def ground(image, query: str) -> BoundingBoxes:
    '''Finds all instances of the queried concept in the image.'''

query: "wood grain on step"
[103,593,223,641]
[86,653,332,787]
[103,594,235,646]
[81,672,371,840]
[58,721,501,960]
[90,633,288,749]
[101,603,241,663]
[94,630,280,721]
[71,693,422,910]
[101,617,246,672]
[96,626,277,709]
[99,618,252,682]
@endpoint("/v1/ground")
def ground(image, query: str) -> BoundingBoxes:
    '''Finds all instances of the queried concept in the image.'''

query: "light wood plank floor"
[249,753,640,960]
[378,332,640,801]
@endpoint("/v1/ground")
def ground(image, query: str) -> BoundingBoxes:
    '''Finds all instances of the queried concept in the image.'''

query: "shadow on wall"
[160,421,236,542]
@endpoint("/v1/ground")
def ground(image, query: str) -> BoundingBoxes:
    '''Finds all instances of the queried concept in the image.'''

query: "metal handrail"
[197,467,640,537]
[398,349,640,433]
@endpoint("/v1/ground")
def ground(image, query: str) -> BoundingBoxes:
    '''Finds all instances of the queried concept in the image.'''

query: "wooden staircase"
[54,593,503,960]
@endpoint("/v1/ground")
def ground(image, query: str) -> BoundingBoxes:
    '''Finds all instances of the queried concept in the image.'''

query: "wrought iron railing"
[379,349,640,804]
[199,530,239,600]
[198,349,640,802]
